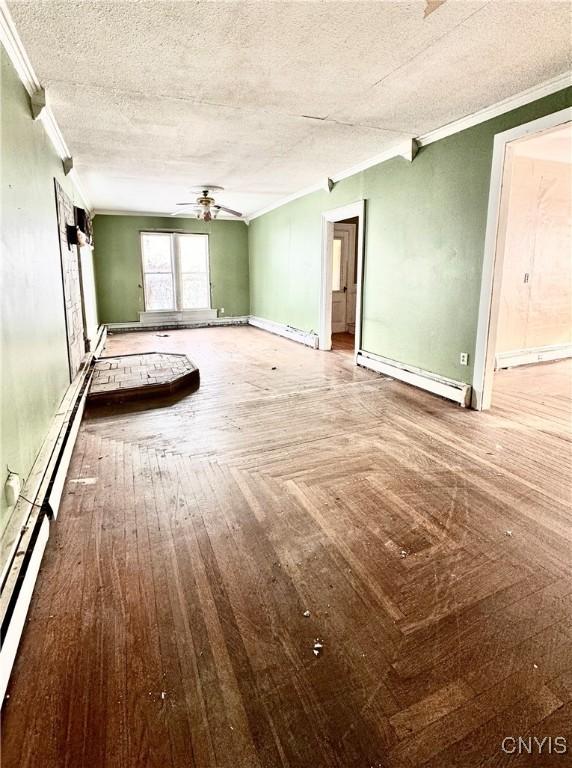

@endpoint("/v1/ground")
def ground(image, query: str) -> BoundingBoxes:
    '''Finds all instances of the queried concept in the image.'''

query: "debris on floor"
[303,610,310,617]
[400,549,408,558]
[505,530,513,537]
[271,366,277,370]
[313,638,324,657]
[156,333,170,337]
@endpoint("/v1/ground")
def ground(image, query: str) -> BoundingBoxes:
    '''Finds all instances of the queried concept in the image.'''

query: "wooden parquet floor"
[2,328,571,768]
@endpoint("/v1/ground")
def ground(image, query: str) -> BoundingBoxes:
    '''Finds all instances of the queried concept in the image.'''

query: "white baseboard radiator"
[357,350,471,407]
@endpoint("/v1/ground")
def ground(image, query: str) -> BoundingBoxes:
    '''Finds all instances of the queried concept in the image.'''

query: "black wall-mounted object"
[66,206,93,248]
[66,223,79,247]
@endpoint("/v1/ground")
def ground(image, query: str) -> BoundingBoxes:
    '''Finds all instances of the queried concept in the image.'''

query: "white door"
[331,229,350,333]
[331,224,358,334]
[342,224,357,334]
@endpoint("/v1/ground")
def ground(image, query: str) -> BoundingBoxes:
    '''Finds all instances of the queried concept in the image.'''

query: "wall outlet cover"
[5,472,21,507]
[460,352,469,366]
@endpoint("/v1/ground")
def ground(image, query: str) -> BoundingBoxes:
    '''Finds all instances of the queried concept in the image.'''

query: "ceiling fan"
[172,185,242,221]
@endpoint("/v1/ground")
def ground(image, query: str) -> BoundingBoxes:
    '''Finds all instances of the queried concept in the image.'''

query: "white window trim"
[140,231,212,312]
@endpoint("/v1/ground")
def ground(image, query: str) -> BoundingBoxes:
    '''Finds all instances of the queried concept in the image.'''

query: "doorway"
[319,201,365,356]
[331,218,358,351]
[473,108,572,410]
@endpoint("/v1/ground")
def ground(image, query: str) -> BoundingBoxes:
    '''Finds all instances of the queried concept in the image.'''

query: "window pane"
[332,239,342,292]
[181,274,209,309]
[179,234,208,273]
[144,273,175,310]
[142,234,172,272]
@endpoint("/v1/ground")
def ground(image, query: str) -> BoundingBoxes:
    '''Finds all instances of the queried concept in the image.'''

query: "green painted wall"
[249,88,572,384]
[93,215,249,322]
[1,46,85,535]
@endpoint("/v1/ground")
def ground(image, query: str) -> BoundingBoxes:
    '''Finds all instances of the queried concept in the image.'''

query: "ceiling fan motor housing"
[173,186,241,219]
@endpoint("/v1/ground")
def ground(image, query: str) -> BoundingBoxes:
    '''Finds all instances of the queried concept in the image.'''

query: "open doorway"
[473,109,571,410]
[493,122,571,409]
[319,201,365,355]
[331,217,358,351]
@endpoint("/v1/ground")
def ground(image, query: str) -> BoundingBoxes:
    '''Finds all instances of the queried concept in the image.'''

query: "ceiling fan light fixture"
[173,186,242,221]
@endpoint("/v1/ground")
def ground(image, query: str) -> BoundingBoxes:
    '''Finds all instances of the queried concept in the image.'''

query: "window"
[141,232,210,311]
[141,233,175,310]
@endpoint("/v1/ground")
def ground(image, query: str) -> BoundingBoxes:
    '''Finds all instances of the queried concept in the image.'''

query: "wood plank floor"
[331,332,355,351]
[2,328,571,768]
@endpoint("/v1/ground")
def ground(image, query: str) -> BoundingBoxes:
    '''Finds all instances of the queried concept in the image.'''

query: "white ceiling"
[8,0,572,217]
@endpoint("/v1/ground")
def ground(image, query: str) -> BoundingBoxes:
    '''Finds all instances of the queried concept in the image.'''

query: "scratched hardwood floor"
[2,328,571,768]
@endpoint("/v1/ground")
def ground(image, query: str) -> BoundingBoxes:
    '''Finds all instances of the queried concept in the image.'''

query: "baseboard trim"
[93,324,107,357]
[46,372,92,519]
[0,325,105,705]
[0,515,49,702]
[248,316,319,348]
[356,351,472,407]
[107,316,249,333]
[495,343,572,369]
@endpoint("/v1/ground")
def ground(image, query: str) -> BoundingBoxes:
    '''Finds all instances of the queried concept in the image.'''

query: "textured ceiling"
[8,0,572,217]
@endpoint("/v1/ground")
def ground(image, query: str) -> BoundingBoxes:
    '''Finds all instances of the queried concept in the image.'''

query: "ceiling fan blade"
[175,202,196,206]
[214,205,243,218]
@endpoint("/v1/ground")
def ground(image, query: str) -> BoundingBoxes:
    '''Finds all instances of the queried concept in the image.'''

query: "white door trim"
[319,200,365,356]
[471,107,572,410]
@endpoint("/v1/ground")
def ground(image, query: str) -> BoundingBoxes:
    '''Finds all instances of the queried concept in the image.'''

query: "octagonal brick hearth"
[88,352,199,403]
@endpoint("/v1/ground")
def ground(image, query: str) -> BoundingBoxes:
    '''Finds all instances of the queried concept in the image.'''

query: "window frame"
[140,231,211,312]
[140,231,177,312]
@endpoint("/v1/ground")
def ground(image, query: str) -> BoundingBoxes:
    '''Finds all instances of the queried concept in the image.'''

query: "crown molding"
[0,0,39,94]
[248,71,571,221]
[418,71,571,147]
[93,208,245,222]
[1,0,91,210]
[244,184,324,221]
[3,0,568,224]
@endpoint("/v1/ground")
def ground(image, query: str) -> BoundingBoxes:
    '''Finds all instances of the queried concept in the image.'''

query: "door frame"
[472,107,571,410]
[319,200,365,357]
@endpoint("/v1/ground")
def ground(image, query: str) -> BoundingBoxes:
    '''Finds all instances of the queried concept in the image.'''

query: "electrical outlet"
[459,352,469,366]
[219,307,225,315]
[5,472,21,507]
